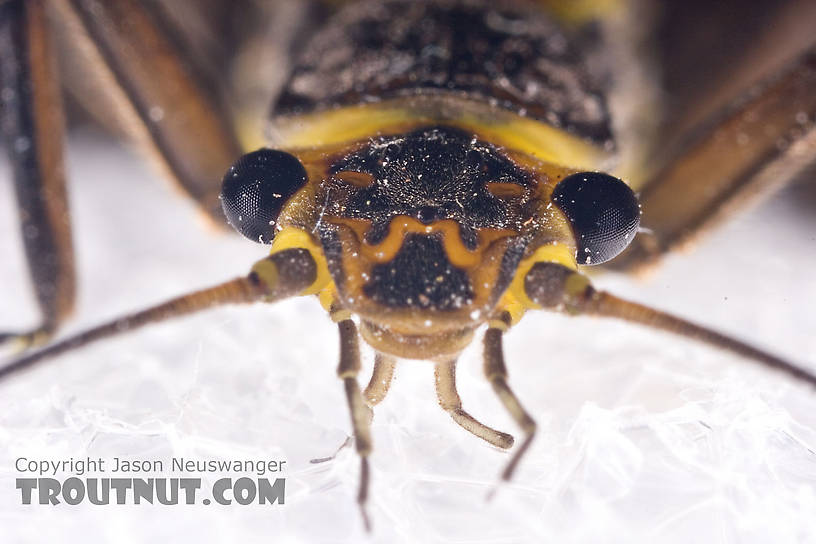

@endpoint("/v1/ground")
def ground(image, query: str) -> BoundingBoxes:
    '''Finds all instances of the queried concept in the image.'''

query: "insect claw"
[358,456,372,532]
[486,431,536,502]
[309,435,353,464]
[499,432,536,483]
[360,504,372,533]
[485,484,498,502]
[485,485,499,502]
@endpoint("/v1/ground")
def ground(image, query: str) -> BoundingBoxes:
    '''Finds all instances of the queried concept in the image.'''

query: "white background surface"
[1,132,816,543]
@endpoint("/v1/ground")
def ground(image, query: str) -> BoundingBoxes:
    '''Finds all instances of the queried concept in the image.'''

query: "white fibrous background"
[1,132,816,543]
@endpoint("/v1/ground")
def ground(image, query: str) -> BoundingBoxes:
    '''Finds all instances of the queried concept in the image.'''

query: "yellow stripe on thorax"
[536,0,622,26]
[270,95,609,170]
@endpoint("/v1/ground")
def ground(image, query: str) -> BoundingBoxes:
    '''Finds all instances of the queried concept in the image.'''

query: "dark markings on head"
[318,227,346,290]
[363,234,474,311]
[275,0,612,146]
[490,235,529,306]
[328,126,533,249]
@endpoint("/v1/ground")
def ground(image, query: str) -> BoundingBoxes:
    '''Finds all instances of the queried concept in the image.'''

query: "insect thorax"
[273,0,612,149]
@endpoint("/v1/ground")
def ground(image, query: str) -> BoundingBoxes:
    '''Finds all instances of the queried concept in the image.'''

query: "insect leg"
[614,45,816,271]
[50,0,242,221]
[0,0,74,352]
[0,248,317,381]
[334,314,373,532]
[363,353,397,407]
[524,262,816,386]
[310,354,395,465]
[483,315,537,486]
[434,359,514,449]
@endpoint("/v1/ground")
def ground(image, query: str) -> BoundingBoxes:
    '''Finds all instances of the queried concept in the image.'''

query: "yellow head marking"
[498,243,578,324]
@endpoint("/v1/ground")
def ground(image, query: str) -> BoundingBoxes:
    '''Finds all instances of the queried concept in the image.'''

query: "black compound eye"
[551,172,640,265]
[220,149,307,244]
